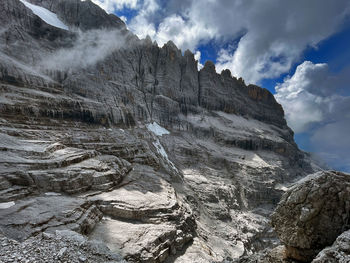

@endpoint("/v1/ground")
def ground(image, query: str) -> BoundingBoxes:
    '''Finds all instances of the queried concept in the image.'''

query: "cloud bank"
[275,61,350,171]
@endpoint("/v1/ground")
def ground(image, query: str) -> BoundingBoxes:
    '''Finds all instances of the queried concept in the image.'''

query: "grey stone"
[312,230,350,263]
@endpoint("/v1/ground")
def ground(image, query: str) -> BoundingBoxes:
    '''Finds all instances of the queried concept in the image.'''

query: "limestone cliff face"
[0,0,320,262]
[0,0,289,130]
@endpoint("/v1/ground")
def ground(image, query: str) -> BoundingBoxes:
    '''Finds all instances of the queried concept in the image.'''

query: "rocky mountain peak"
[202,60,216,72]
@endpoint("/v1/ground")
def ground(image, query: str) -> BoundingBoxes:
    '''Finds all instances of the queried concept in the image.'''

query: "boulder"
[271,171,350,262]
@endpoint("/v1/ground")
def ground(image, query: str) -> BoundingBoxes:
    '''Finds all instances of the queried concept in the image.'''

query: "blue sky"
[93,0,350,171]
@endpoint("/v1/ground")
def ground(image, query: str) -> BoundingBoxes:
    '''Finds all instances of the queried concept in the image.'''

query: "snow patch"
[147,122,170,136]
[0,201,15,209]
[275,184,289,192]
[153,139,178,172]
[20,0,69,30]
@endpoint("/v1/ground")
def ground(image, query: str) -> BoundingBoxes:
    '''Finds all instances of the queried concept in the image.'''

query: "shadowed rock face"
[0,0,321,262]
[312,230,350,263]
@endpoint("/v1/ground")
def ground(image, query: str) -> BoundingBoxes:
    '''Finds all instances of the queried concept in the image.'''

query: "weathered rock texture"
[0,230,126,263]
[0,0,322,262]
[271,171,350,262]
[312,230,350,263]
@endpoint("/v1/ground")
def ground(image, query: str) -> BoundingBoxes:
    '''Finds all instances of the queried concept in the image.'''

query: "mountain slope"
[0,0,319,262]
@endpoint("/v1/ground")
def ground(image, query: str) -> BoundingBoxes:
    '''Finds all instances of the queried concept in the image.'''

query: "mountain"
[0,0,325,262]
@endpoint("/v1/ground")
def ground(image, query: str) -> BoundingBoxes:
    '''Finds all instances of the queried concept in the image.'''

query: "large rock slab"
[89,165,195,262]
[0,195,102,241]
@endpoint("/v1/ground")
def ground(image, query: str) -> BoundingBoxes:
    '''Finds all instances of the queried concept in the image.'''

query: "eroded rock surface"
[271,171,350,262]
[312,230,350,263]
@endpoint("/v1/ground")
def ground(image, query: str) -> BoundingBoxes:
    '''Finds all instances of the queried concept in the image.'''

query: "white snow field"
[0,201,15,209]
[146,122,170,136]
[20,0,69,30]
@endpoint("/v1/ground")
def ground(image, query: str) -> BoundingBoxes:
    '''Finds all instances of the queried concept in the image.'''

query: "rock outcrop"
[0,0,322,262]
[271,171,350,262]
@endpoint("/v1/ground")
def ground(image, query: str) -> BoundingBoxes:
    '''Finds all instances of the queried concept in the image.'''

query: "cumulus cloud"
[275,61,350,171]
[212,1,350,83]
[91,0,138,13]
[194,51,203,70]
[275,62,329,133]
[127,0,215,51]
[126,0,158,41]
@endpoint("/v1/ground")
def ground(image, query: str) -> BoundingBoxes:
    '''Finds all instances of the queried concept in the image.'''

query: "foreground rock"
[236,246,297,263]
[0,230,125,263]
[312,230,350,263]
[271,171,350,262]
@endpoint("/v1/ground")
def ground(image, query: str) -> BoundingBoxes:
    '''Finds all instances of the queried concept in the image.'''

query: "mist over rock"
[0,0,329,262]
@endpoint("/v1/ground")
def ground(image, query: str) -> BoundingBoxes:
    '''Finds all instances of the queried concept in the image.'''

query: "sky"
[91,0,350,172]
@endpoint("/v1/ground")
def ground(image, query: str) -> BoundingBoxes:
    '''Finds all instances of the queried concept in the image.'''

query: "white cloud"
[127,0,158,40]
[275,61,350,171]
[275,61,329,133]
[275,61,350,133]
[194,51,203,70]
[212,1,350,83]
[128,2,215,50]
[91,0,138,13]
[120,16,127,23]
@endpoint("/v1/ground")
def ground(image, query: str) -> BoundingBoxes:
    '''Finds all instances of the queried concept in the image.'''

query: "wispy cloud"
[39,29,128,71]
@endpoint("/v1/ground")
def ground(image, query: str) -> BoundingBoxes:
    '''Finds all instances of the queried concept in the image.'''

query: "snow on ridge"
[20,0,69,30]
[146,122,170,136]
